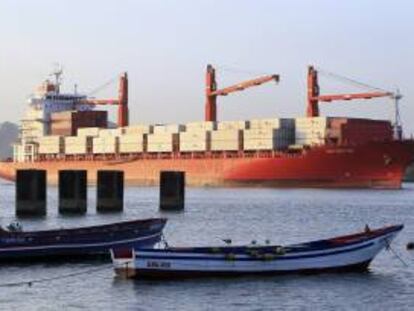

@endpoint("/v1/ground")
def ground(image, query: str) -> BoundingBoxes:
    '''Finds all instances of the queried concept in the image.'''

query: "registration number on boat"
[146,261,171,268]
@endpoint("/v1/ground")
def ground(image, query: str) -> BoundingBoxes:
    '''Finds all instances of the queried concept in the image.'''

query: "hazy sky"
[1,0,413,134]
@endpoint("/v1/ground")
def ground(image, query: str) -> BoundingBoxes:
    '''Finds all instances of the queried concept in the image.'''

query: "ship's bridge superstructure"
[13,69,128,162]
[22,80,91,140]
[15,75,92,162]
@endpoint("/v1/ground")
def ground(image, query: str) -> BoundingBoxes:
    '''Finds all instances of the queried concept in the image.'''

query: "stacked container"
[178,121,215,152]
[211,129,243,151]
[121,124,153,135]
[147,124,184,152]
[186,121,217,132]
[92,136,119,154]
[65,136,92,155]
[244,129,294,150]
[179,131,211,152]
[50,110,107,136]
[294,117,328,146]
[153,124,186,134]
[77,127,101,137]
[217,120,250,130]
[119,134,146,153]
[37,136,64,154]
[50,111,74,136]
[330,118,393,145]
[118,124,152,154]
[244,118,295,151]
[147,133,179,152]
[99,128,122,137]
[249,118,294,130]
[294,117,393,146]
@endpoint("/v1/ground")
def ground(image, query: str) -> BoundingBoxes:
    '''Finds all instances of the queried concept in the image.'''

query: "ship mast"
[392,89,403,140]
[50,64,63,94]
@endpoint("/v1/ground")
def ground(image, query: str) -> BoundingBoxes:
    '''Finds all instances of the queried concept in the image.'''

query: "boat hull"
[114,260,372,279]
[111,225,402,279]
[0,218,166,261]
[1,141,413,189]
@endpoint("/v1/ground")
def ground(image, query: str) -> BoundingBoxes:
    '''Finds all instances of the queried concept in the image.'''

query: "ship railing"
[31,148,310,163]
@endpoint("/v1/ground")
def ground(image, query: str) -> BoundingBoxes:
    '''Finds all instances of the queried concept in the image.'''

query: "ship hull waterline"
[1,141,413,189]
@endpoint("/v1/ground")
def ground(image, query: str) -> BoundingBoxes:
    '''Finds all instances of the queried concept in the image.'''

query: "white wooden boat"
[111,224,403,279]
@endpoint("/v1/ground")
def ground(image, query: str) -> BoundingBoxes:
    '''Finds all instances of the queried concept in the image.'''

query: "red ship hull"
[1,140,413,189]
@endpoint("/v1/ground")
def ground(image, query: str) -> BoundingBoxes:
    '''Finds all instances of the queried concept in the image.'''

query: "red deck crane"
[205,64,279,122]
[80,72,129,127]
[307,66,394,117]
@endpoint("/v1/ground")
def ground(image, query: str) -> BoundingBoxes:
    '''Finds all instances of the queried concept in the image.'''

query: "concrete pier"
[58,170,87,214]
[159,171,185,211]
[16,169,47,217]
[97,170,124,212]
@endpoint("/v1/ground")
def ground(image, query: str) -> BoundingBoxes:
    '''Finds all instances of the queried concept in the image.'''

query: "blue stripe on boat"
[135,241,375,261]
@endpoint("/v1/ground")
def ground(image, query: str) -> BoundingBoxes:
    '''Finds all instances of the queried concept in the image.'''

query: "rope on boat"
[0,264,112,288]
[385,238,409,267]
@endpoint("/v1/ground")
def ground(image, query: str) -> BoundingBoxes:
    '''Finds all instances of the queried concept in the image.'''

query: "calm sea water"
[0,181,413,311]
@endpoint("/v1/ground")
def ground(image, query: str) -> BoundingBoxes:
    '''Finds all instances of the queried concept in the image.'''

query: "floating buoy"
[407,242,414,250]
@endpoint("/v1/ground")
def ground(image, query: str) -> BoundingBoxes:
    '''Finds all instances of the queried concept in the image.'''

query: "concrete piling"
[58,170,87,214]
[159,171,185,211]
[97,170,124,212]
[16,169,47,217]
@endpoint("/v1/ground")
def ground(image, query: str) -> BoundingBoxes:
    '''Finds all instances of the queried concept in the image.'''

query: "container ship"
[0,65,413,188]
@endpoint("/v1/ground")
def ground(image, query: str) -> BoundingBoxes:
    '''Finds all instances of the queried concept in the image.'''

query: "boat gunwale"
[132,224,403,255]
[0,218,167,237]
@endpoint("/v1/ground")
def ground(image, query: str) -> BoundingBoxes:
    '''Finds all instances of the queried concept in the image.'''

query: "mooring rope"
[385,238,408,267]
[0,264,112,288]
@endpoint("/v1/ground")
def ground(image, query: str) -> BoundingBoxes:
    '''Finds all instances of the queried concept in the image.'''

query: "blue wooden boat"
[0,218,166,260]
[111,224,403,279]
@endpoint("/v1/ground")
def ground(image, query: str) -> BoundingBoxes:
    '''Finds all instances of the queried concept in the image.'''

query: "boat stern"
[110,248,137,278]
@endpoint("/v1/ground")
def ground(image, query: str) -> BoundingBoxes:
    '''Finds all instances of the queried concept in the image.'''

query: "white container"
[295,117,328,145]
[186,121,217,131]
[179,131,210,140]
[119,134,146,153]
[244,139,275,150]
[179,141,210,152]
[153,124,186,134]
[37,135,64,154]
[211,130,243,151]
[147,133,178,152]
[121,125,153,135]
[244,128,294,150]
[65,136,90,155]
[77,127,101,137]
[217,120,249,130]
[38,145,61,154]
[38,145,62,154]
[93,136,119,154]
[244,128,275,140]
[249,118,295,129]
[295,117,328,125]
[99,128,122,137]
[36,136,64,154]
[179,131,210,152]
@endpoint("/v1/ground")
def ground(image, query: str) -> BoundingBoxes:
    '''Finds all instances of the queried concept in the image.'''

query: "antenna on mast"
[392,89,403,140]
[50,63,63,94]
